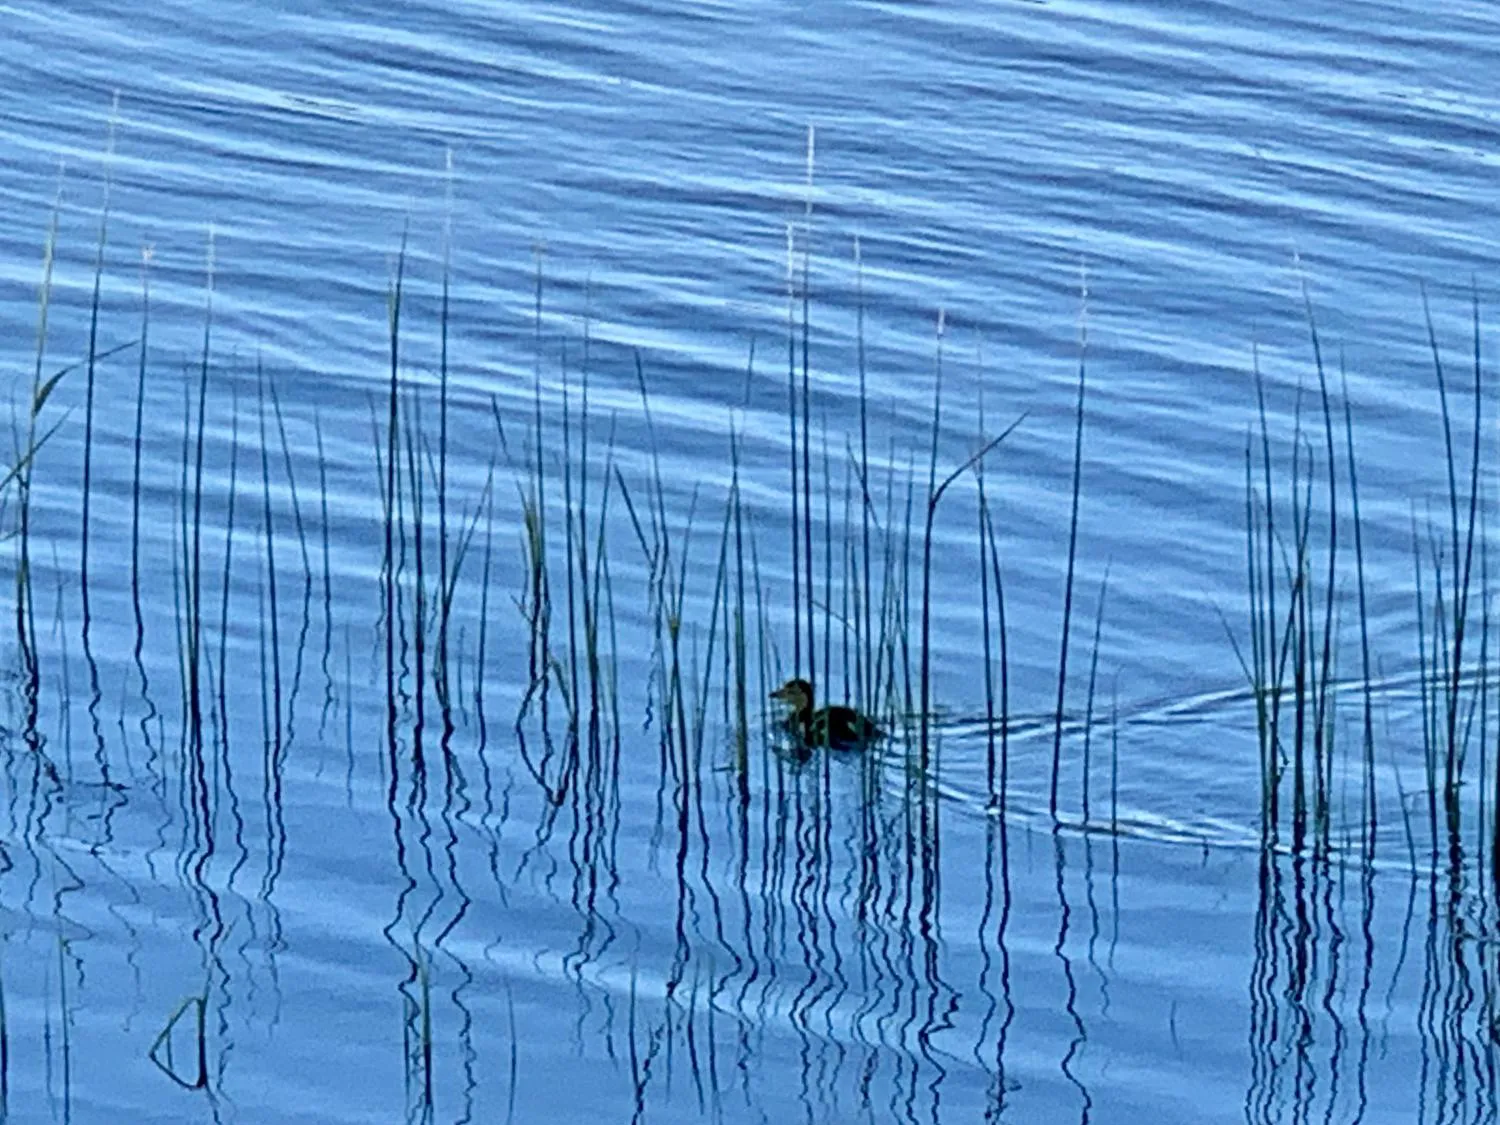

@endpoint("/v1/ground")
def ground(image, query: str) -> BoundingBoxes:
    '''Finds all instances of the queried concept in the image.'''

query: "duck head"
[770,677,814,714]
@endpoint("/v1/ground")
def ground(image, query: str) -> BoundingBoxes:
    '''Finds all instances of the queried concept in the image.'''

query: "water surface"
[1,1,1498,1121]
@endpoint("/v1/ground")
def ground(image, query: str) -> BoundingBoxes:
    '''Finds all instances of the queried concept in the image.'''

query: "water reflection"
[8,661,1500,1121]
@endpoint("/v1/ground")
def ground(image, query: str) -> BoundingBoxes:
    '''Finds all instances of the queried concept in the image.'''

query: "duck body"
[771,678,882,750]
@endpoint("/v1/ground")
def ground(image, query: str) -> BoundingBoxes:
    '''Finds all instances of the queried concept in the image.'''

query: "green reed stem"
[1051,298,1087,823]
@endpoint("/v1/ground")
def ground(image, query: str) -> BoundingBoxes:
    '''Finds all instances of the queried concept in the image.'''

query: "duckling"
[770,678,882,749]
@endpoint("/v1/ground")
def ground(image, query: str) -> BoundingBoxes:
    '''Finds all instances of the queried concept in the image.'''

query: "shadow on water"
[3,150,1500,1123]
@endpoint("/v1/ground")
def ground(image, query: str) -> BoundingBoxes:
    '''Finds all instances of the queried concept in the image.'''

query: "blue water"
[1,1,1498,1121]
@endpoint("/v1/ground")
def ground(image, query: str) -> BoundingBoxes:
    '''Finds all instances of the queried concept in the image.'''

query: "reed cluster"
[1239,282,1498,897]
[4,178,1125,862]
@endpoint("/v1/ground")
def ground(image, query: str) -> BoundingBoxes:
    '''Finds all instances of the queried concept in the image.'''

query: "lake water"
[2,1,1499,1121]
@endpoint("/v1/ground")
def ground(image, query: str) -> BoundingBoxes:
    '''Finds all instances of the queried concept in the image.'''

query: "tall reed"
[1051,279,1088,822]
[79,96,120,656]
[15,179,64,707]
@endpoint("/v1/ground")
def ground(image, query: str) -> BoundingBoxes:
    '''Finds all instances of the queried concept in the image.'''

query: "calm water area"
[2,1,1500,1121]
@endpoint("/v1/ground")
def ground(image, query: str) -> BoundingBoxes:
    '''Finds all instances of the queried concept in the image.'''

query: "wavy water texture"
[0,0,1498,1121]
